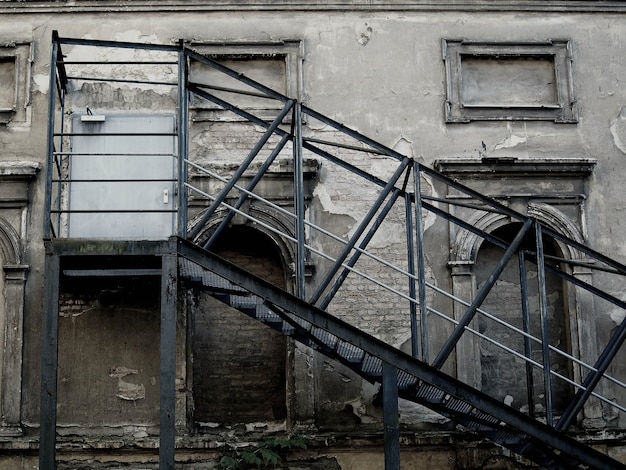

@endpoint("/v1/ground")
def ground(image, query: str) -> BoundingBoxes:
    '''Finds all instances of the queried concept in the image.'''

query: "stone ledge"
[435,157,597,178]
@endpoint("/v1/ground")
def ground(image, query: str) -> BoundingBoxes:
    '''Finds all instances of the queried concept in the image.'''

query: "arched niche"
[0,217,27,435]
[448,204,598,423]
[189,204,299,288]
[187,210,297,428]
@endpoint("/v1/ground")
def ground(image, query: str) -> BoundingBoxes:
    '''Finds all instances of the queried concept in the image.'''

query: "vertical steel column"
[405,194,419,358]
[535,223,554,425]
[293,102,306,299]
[519,252,536,417]
[39,250,60,470]
[44,34,59,240]
[160,244,178,470]
[382,361,400,470]
[177,43,189,239]
[413,162,429,362]
[433,218,533,369]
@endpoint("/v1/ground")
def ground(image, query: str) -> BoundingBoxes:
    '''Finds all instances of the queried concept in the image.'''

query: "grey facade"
[2,1,626,469]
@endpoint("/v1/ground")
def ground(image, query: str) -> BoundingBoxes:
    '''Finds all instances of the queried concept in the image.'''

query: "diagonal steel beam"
[308,158,411,306]
[187,99,294,240]
[432,218,534,369]
[177,237,625,470]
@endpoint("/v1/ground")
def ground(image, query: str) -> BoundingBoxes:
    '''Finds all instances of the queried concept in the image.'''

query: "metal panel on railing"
[67,114,177,239]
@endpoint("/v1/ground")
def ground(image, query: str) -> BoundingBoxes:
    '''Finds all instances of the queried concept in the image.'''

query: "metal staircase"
[42,33,626,469]
[178,239,624,469]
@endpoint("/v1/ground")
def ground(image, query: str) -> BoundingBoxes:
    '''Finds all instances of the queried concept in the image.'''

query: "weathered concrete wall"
[3,2,626,467]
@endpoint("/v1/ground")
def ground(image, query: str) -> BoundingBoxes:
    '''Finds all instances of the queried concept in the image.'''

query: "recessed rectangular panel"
[0,57,16,111]
[461,56,557,108]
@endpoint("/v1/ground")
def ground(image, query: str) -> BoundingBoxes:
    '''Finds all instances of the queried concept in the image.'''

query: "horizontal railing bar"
[52,179,177,183]
[190,81,281,100]
[421,194,512,215]
[55,132,177,137]
[60,61,178,65]
[53,152,176,157]
[418,164,527,223]
[57,35,179,52]
[302,104,403,161]
[185,47,289,103]
[50,209,176,213]
[65,75,178,86]
[302,137,389,156]
[426,304,595,397]
[424,280,602,377]
[187,160,416,283]
[543,225,626,276]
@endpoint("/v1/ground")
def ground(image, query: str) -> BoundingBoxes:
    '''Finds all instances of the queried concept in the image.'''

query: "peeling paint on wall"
[357,24,373,46]
[109,366,146,401]
[610,107,626,155]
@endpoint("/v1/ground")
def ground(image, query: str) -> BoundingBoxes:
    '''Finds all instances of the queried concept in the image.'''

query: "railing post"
[177,42,189,239]
[405,192,419,358]
[44,33,59,240]
[413,162,429,362]
[293,101,306,299]
[519,251,536,418]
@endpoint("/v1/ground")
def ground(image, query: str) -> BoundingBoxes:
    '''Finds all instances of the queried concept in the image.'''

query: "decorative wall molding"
[1,1,626,14]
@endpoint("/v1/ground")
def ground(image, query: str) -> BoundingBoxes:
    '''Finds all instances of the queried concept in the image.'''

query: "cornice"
[434,157,597,178]
[1,1,626,14]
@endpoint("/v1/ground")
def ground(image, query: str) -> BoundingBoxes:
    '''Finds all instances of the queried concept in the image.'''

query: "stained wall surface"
[3,1,626,468]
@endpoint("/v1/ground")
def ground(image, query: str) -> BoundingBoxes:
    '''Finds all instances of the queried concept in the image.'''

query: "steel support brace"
[39,252,60,470]
[433,218,533,369]
[188,99,295,242]
[160,247,178,470]
[519,252,536,418]
[382,362,400,470]
[309,158,411,306]
[318,189,402,311]
[204,134,290,248]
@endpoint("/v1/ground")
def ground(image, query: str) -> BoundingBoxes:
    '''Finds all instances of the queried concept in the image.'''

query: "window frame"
[187,40,303,122]
[0,42,30,125]
[443,39,577,123]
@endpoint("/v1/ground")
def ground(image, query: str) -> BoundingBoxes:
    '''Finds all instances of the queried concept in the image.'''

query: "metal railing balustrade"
[43,32,626,469]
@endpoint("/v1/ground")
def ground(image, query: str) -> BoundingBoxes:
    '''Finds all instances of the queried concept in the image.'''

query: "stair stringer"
[177,237,626,470]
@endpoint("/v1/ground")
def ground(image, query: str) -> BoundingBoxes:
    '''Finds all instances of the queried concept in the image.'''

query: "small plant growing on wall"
[215,435,309,469]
